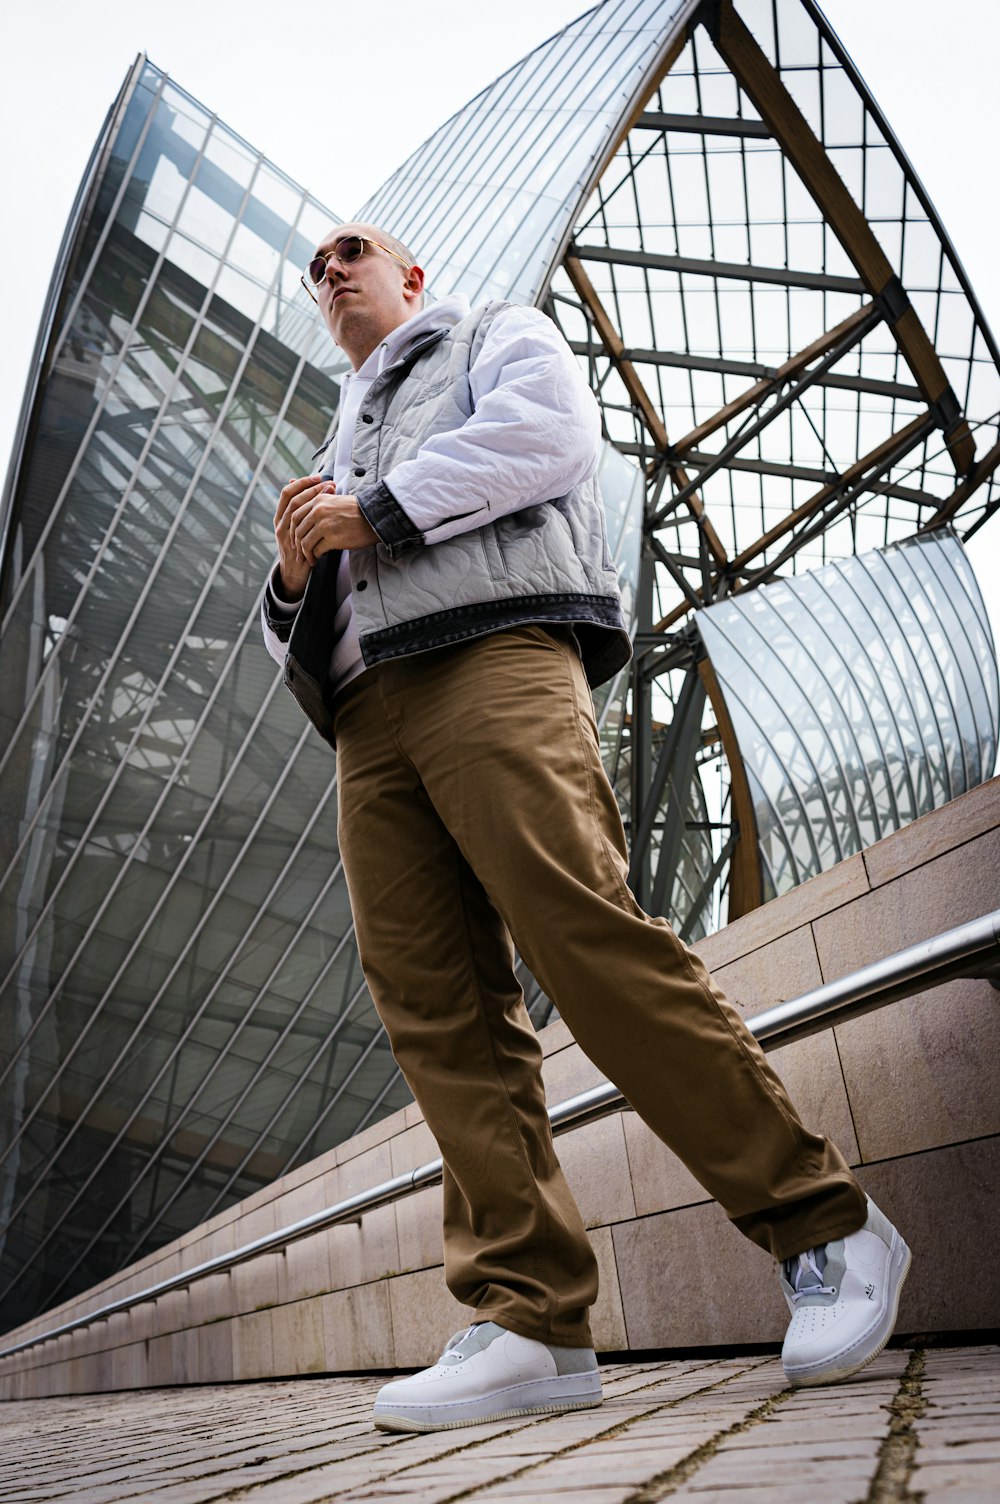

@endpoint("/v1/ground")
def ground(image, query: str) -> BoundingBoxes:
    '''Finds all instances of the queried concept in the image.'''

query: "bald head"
[312,222,426,368]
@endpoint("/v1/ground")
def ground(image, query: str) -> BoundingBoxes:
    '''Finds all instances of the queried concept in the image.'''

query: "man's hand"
[273,475,378,600]
[290,487,378,562]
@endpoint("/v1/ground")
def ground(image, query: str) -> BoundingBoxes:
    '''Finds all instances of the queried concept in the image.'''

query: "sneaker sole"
[784,1234,912,1388]
[373,1372,603,1433]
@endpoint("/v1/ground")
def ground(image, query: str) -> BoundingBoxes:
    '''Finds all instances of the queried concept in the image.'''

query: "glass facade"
[2,0,998,1332]
[363,0,1000,937]
[697,531,998,899]
[0,61,375,1331]
[362,0,695,309]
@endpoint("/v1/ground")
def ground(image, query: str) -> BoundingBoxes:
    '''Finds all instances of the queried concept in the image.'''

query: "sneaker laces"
[783,1248,835,1301]
[441,1325,476,1360]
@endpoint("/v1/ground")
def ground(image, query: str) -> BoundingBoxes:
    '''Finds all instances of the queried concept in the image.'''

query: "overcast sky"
[1,0,997,619]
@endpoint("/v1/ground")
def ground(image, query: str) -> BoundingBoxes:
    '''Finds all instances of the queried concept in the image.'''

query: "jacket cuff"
[356,479,423,559]
[263,566,302,642]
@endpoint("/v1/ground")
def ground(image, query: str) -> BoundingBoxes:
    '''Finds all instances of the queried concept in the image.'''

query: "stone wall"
[2,778,997,1399]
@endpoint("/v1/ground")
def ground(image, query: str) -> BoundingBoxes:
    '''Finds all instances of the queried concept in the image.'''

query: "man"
[262,223,911,1434]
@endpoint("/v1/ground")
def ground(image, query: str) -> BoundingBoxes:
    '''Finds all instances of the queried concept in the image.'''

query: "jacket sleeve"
[260,563,301,666]
[354,304,601,554]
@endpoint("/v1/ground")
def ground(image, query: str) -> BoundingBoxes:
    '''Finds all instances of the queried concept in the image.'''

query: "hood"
[375,293,472,374]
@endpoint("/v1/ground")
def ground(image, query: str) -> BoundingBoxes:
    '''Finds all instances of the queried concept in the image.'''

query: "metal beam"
[739,412,939,588]
[618,446,938,505]
[571,242,866,295]
[703,0,975,475]
[651,411,935,631]
[697,657,761,918]
[651,304,883,525]
[564,252,730,567]
[669,302,879,457]
[634,110,771,137]
[627,662,705,905]
[917,439,1000,532]
[568,341,922,401]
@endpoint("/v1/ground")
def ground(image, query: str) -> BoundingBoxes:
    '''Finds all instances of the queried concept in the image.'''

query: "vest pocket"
[480,521,509,582]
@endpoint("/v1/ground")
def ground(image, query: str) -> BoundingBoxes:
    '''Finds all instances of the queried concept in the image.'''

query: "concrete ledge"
[2,779,997,1397]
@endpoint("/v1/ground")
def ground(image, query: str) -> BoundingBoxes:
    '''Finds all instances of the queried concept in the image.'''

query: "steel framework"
[530,0,1000,940]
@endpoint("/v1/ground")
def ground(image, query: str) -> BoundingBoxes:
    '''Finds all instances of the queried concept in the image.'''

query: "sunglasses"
[301,235,411,303]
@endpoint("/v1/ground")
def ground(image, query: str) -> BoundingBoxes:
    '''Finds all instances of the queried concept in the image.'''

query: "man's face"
[313,223,423,364]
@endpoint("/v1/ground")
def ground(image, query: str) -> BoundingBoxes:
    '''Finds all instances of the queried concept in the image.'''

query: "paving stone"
[0,1347,997,1503]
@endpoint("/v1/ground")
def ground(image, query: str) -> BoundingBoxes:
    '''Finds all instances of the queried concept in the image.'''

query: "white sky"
[1,0,997,628]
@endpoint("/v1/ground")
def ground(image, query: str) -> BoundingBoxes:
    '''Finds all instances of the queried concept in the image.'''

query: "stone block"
[110,1340,148,1392]
[765,1033,860,1165]
[322,1280,396,1371]
[105,1309,131,1355]
[125,1298,159,1345]
[386,1267,476,1369]
[231,1309,275,1380]
[170,1326,199,1385]
[233,1197,278,1249]
[857,1138,1000,1332]
[622,1114,710,1218]
[541,1043,608,1105]
[154,1284,190,1337]
[700,854,870,971]
[196,1319,234,1384]
[334,1106,408,1166]
[272,1296,328,1376]
[389,1120,439,1175]
[186,1269,235,1326]
[268,1174,330,1232]
[327,1203,399,1291]
[324,1138,393,1204]
[276,1229,333,1304]
[835,977,999,1160]
[538,1018,574,1057]
[716,923,823,1018]
[589,1225,627,1352]
[863,777,1000,888]
[613,1200,784,1349]
[196,1218,239,1263]
[146,1331,177,1387]
[395,1183,444,1273]
[230,1249,282,1316]
[67,1351,105,1394]
[813,829,1000,986]
[557,1112,637,1228]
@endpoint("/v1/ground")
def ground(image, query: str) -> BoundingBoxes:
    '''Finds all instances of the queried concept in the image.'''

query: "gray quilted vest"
[277,301,631,746]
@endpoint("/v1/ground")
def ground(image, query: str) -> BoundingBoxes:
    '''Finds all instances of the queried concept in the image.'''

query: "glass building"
[1,0,998,1332]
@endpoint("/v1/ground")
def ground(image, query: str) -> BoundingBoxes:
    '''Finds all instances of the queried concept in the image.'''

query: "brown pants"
[332,623,866,1348]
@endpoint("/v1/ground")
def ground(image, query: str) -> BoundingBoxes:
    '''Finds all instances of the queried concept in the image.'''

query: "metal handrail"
[3,908,998,1362]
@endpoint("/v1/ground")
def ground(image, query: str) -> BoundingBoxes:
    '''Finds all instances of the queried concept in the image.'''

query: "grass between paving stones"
[858,1347,927,1504]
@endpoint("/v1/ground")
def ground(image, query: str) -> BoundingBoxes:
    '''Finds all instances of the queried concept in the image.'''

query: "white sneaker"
[780,1197,911,1387]
[372,1321,603,1433]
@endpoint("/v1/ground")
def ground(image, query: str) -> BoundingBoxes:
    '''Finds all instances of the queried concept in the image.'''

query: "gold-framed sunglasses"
[301,234,411,303]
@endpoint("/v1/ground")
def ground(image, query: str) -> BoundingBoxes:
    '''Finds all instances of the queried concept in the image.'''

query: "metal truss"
[542,0,1000,941]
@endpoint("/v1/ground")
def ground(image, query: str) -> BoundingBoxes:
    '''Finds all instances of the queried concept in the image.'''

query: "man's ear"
[403,263,426,303]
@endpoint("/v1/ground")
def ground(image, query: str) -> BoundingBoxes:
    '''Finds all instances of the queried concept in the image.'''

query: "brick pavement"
[0,1345,996,1503]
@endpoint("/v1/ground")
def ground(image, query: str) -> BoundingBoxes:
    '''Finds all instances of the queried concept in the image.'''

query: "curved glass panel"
[695,531,999,899]
[0,61,378,1332]
[360,0,695,308]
